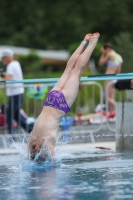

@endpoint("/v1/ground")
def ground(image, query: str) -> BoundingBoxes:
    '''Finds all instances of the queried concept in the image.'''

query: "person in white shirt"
[1,49,24,134]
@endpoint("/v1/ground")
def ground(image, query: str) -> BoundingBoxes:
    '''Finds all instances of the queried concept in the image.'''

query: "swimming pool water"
[0,149,133,200]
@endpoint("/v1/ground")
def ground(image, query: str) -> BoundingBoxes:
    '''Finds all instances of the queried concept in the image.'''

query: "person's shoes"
[108,111,116,118]
[108,111,116,122]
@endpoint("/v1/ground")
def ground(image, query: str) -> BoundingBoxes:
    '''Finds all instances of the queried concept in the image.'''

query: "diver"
[28,32,100,162]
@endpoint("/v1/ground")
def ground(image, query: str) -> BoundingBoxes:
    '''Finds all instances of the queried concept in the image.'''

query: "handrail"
[0,72,133,84]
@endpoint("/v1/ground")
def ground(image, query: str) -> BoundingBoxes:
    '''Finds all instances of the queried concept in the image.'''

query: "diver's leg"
[62,33,100,107]
[53,34,91,91]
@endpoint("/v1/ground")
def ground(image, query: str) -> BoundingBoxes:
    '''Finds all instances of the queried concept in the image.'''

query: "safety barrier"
[0,79,105,147]
[0,76,130,148]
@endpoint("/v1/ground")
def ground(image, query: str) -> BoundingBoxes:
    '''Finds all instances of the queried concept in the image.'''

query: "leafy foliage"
[113,32,133,72]
[0,0,133,72]
[17,51,42,72]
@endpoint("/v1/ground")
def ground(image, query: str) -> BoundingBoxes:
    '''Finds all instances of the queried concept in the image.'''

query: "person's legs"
[53,34,91,91]
[104,80,115,113]
[7,94,23,134]
[62,33,100,107]
[7,96,14,134]
[14,94,24,126]
[108,85,115,112]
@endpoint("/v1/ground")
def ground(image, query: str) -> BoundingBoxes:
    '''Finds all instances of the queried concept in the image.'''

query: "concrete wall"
[116,102,133,150]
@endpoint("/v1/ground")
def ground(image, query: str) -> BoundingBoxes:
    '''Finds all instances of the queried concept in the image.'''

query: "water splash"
[6,130,65,170]
[5,130,29,160]
[19,159,61,171]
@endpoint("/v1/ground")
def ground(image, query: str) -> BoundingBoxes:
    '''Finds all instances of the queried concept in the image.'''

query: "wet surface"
[0,148,133,200]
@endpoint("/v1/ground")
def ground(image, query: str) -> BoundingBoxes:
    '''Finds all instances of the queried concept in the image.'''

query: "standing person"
[1,49,24,134]
[98,43,123,114]
[28,32,100,161]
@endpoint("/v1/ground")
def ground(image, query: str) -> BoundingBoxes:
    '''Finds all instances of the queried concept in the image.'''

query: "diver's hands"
[28,134,55,162]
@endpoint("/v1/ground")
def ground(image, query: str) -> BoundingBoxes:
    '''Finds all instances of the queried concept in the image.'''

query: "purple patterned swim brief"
[44,90,70,114]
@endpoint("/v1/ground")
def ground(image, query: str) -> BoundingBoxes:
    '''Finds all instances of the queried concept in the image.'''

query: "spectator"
[1,49,24,134]
[99,43,123,114]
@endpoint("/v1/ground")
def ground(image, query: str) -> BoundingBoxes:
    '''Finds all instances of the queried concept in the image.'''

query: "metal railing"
[0,76,130,148]
[0,79,106,147]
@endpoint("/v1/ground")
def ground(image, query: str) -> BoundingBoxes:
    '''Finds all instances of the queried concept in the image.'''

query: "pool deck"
[0,141,116,154]
[57,142,115,152]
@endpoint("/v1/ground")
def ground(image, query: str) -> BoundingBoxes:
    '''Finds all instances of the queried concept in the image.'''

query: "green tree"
[113,32,133,72]
[17,50,42,72]
[1,0,133,50]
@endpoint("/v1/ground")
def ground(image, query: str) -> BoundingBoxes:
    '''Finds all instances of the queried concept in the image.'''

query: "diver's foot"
[84,33,92,41]
[82,33,92,45]
[89,32,100,44]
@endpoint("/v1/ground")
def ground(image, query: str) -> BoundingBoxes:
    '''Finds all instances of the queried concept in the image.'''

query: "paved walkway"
[0,142,116,154]
[57,142,115,152]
